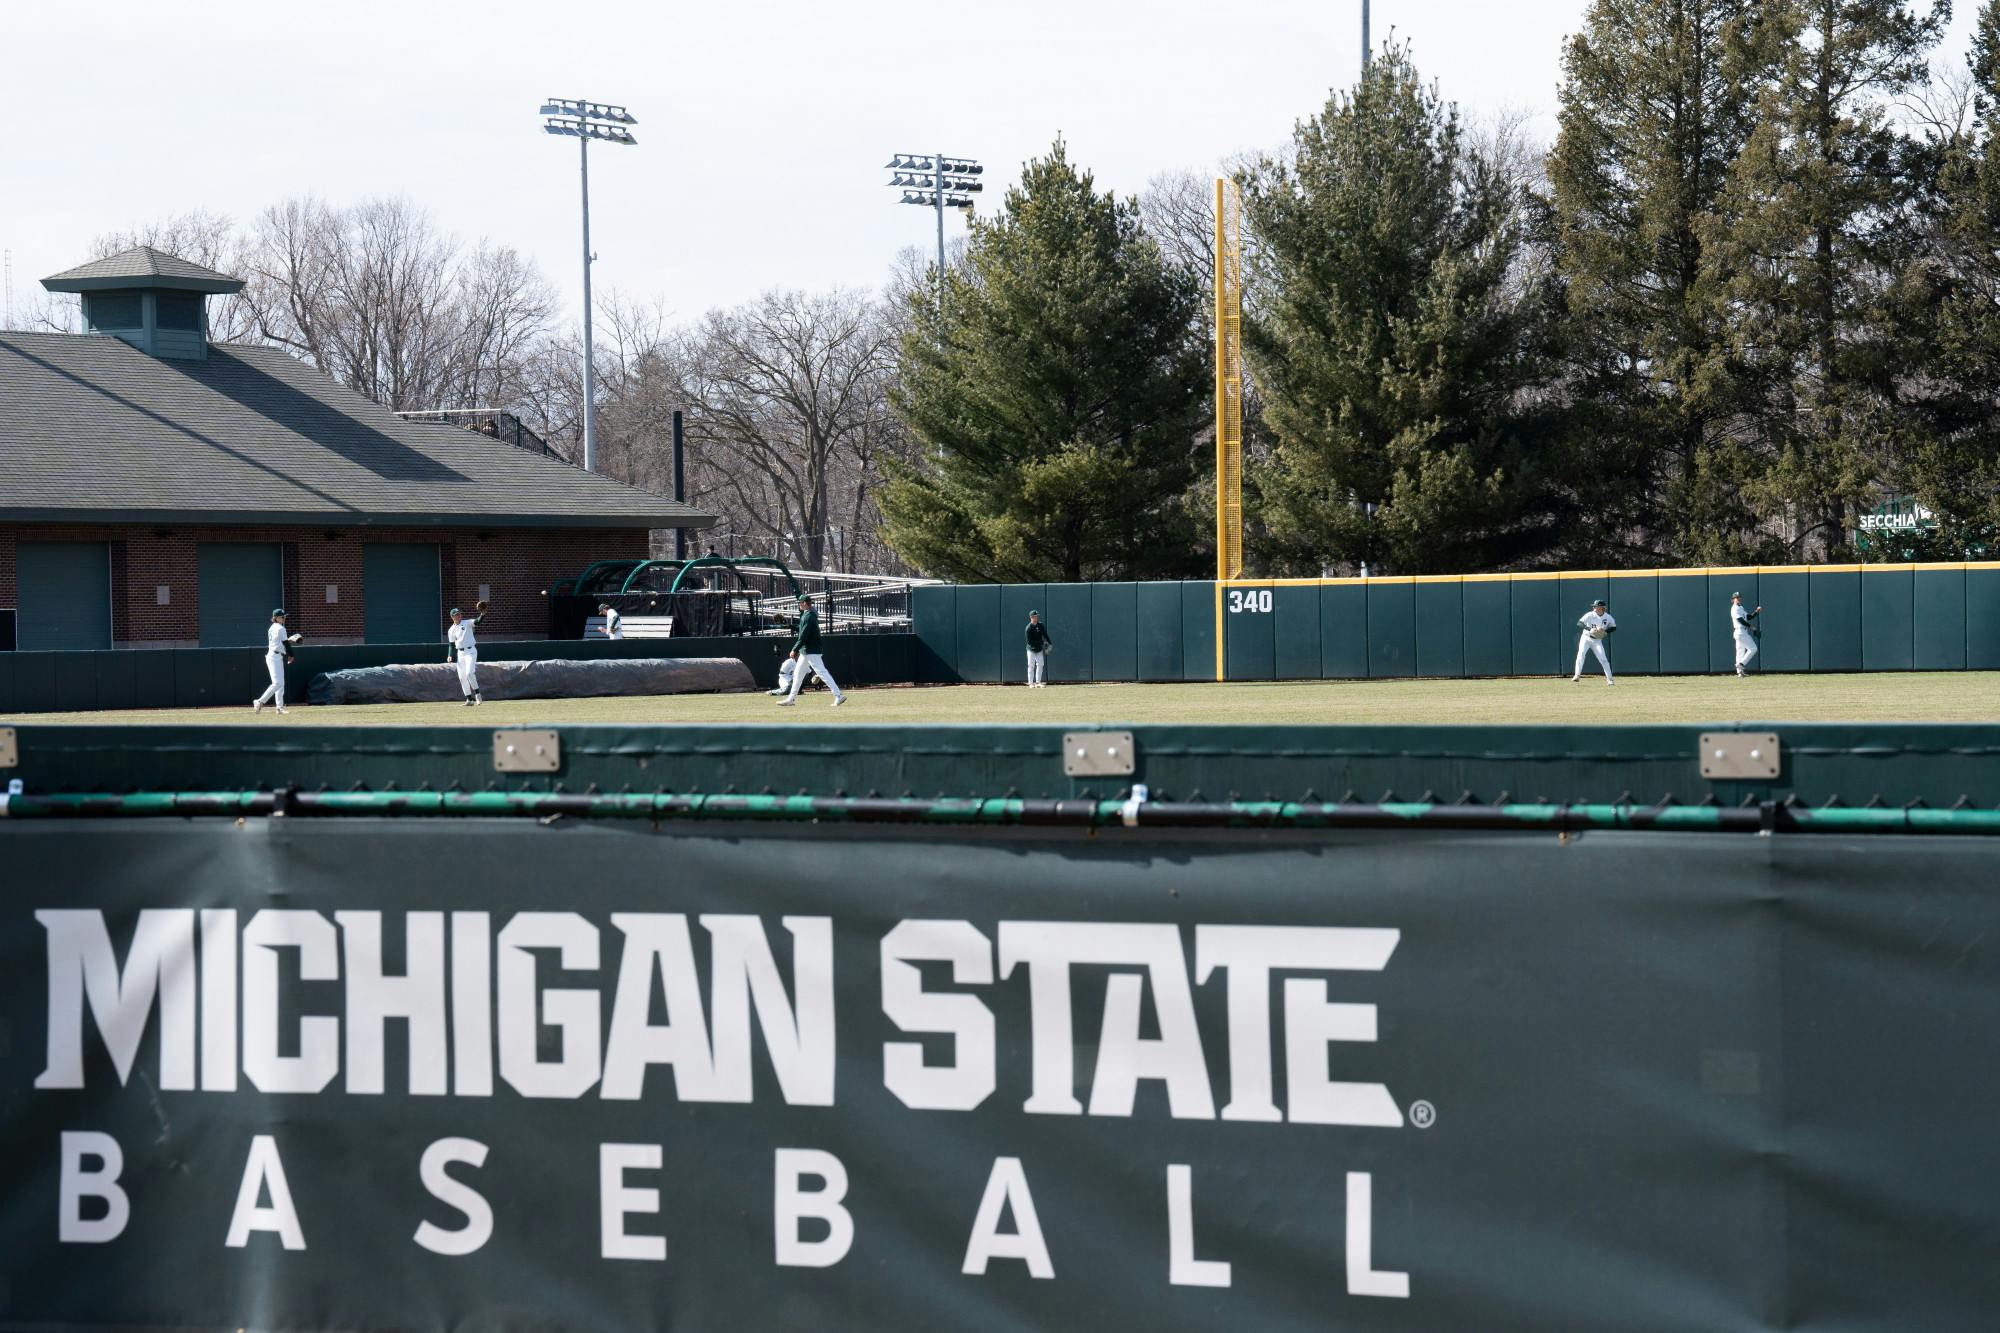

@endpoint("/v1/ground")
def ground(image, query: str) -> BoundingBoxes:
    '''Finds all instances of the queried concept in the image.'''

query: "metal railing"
[396,408,553,457]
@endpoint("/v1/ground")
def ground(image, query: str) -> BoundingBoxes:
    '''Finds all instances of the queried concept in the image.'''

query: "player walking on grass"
[447,601,488,706]
[1025,610,1053,687]
[252,609,302,714]
[1573,598,1616,685]
[1730,592,1762,677]
[777,594,846,707]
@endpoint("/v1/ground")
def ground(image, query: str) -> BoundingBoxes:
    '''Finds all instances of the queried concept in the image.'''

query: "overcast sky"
[2,0,1978,330]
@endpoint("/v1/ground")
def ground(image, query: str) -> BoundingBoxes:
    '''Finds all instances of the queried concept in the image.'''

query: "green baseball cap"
[271,608,286,618]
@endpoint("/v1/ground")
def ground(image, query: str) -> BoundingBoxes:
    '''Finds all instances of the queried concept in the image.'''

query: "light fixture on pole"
[540,97,638,474]
[886,153,983,296]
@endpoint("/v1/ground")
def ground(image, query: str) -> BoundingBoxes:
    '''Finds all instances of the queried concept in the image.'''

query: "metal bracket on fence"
[1064,731,1136,778]
[0,727,16,769]
[1699,732,1781,781]
[493,730,561,774]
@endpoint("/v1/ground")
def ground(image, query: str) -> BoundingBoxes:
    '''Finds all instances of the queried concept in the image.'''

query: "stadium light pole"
[886,153,983,297]
[541,97,637,474]
[1362,0,1370,69]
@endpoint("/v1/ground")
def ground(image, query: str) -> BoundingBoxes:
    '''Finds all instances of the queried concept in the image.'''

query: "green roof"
[0,331,715,530]
[41,246,245,295]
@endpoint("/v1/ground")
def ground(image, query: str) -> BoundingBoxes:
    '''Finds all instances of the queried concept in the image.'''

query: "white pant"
[1734,631,1758,670]
[1027,650,1047,685]
[456,650,480,696]
[785,652,844,702]
[255,652,286,707]
[1574,633,1613,682]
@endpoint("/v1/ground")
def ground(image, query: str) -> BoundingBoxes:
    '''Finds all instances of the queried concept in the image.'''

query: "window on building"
[83,291,142,331]
[155,291,205,332]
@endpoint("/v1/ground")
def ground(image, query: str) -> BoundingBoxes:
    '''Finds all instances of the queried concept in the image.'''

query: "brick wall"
[0,523,649,647]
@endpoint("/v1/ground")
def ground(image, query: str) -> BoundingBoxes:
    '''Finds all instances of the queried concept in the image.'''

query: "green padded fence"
[13,721,2000,809]
[910,563,2000,683]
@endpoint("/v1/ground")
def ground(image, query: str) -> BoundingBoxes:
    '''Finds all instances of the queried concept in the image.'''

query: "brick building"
[0,248,712,649]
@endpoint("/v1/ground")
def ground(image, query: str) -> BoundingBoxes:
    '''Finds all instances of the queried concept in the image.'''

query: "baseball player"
[1573,598,1616,685]
[596,602,625,639]
[768,656,796,698]
[776,594,847,707]
[1729,592,1762,677]
[1024,610,1054,687]
[251,609,302,714]
[447,600,489,706]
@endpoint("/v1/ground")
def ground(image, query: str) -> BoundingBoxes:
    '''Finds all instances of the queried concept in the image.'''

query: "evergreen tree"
[1240,45,1567,575]
[878,141,1208,582]
[1705,0,1945,559]
[1547,0,1771,561]
[1891,0,2000,555]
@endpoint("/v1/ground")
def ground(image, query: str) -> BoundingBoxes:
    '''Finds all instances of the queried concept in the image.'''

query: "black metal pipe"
[672,409,686,562]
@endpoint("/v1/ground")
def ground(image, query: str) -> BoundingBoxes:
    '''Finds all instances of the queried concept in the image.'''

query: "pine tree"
[1890,0,2000,556]
[877,141,1208,582]
[1705,0,1945,559]
[1240,45,1567,575]
[1547,0,1772,561]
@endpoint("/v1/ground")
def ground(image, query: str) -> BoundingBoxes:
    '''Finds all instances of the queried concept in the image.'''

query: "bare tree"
[238,196,556,412]
[1141,168,1219,293]
[1466,104,1550,202]
[1901,60,1979,147]
[668,289,899,571]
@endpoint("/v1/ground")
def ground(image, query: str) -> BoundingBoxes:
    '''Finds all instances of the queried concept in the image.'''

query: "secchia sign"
[1857,503,1936,532]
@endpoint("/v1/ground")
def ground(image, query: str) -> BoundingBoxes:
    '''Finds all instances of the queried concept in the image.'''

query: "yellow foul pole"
[1213,177,1244,679]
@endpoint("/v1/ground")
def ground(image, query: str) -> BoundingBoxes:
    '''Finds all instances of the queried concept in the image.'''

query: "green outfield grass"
[6,671,1997,727]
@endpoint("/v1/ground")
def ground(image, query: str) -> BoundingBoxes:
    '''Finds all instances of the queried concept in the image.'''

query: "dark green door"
[15,541,110,649]
[363,543,441,644]
[197,543,282,647]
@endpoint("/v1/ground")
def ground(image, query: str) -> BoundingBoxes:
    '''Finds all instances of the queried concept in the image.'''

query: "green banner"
[2,821,1997,1329]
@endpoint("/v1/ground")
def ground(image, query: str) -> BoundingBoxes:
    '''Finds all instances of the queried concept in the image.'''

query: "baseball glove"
[475,599,490,615]
[1589,627,1609,640]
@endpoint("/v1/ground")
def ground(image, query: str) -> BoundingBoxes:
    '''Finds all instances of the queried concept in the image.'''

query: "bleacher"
[584,614,674,639]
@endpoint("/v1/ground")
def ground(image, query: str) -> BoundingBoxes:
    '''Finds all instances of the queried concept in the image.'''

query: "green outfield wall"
[0,633,915,715]
[4,816,2000,1330]
[913,562,2000,683]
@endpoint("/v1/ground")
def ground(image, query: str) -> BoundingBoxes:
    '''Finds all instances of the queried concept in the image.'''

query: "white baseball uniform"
[1731,603,1759,673]
[253,621,290,711]
[448,617,480,697]
[602,609,624,639]
[1574,609,1616,683]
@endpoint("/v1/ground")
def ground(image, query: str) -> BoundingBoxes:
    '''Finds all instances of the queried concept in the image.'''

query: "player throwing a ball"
[1573,598,1616,685]
[447,600,489,706]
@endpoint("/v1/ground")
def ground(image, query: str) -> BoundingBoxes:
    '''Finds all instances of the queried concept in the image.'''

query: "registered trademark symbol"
[1409,1100,1437,1129]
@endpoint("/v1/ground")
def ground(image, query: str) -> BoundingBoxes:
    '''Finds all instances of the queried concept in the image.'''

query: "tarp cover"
[4,821,1999,1330]
[307,655,753,704]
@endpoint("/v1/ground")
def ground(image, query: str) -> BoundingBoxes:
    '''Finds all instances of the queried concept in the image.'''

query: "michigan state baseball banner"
[3,819,1998,1329]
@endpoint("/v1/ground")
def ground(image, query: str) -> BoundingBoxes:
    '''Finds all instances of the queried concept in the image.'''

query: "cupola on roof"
[39,246,244,360]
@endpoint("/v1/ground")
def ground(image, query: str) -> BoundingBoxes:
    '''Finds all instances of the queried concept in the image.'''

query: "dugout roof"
[0,330,715,529]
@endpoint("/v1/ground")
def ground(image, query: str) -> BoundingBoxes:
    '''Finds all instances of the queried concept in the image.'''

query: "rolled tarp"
[307,656,754,705]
